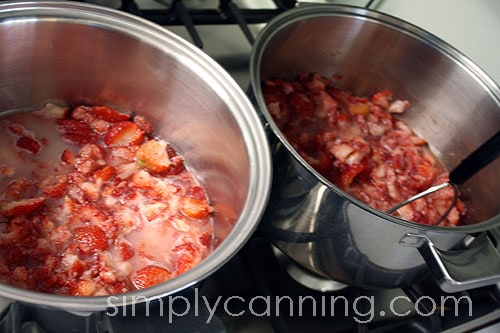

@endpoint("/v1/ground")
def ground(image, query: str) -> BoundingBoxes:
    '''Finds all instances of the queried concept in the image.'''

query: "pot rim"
[250,4,500,234]
[0,1,272,311]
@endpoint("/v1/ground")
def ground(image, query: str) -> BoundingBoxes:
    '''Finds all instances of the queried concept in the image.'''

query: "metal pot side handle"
[400,232,500,293]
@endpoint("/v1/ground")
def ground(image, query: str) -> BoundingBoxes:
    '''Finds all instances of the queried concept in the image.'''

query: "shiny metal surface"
[250,5,500,290]
[0,1,271,311]
[402,233,500,293]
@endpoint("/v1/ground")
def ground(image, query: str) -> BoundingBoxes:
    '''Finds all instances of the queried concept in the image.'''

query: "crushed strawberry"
[132,265,171,290]
[60,149,76,165]
[172,243,201,275]
[103,121,144,147]
[181,197,212,219]
[70,280,98,297]
[264,73,465,226]
[42,175,68,198]
[58,119,93,135]
[0,104,214,296]
[133,115,154,134]
[58,119,98,145]
[91,106,130,122]
[118,241,135,261]
[95,165,116,181]
[0,197,46,217]
[16,136,42,154]
[136,139,171,175]
[73,225,108,255]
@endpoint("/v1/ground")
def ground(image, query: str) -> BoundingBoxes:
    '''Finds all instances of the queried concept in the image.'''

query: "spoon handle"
[449,130,500,185]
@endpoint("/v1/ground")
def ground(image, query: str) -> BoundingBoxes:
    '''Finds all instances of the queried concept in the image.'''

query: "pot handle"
[400,232,500,293]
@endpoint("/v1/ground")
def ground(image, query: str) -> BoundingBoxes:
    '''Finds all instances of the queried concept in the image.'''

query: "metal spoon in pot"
[386,130,500,221]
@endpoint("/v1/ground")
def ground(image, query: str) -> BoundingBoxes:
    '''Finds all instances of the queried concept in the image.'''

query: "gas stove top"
[0,1,499,332]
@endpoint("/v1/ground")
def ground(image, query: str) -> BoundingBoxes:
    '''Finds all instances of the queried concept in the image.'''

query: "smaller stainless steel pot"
[249,5,500,292]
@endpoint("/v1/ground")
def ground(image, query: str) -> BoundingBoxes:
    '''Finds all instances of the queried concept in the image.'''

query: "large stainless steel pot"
[0,1,271,312]
[249,5,500,292]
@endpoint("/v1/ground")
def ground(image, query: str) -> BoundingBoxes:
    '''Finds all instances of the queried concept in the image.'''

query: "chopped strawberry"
[91,106,130,122]
[118,241,135,261]
[186,186,207,200]
[340,163,365,189]
[199,232,213,248]
[95,165,116,181]
[73,225,108,255]
[104,121,144,147]
[132,265,171,290]
[89,119,111,135]
[133,115,154,134]
[71,106,96,123]
[0,197,46,217]
[105,280,129,295]
[4,178,36,199]
[68,257,86,278]
[58,119,93,135]
[135,139,171,175]
[11,266,29,282]
[141,202,169,221]
[371,89,392,109]
[77,143,106,161]
[60,149,76,165]
[181,197,212,219]
[172,243,201,275]
[33,103,69,119]
[16,136,42,154]
[70,204,107,226]
[58,119,98,145]
[42,175,68,198]
[70,280,98,296]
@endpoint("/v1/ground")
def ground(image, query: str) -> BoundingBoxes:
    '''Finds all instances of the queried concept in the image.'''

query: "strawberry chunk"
[58,119,98,145]
[16,136,42,154]
[135,139,171,175]
[70,280,98,296]
[133,115,154,134]
[181,197,212,219]
[132,265,171,290]
[0,197,46,217]
[58,119,93,135]
[95,165,116,181]
[42,175,68,198]
[33,103,69,119]
[91,106,130,122]
[172,243,202,275]
[118,241,135,261]
[60,149,76,165]
[199,232,213,248]
[104,121,144,147]
[73,225,108,255]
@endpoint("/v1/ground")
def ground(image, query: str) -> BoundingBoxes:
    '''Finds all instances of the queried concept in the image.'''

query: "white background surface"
[307,0,500,85]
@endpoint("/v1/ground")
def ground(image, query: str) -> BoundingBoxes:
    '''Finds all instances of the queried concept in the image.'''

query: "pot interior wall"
[258,14,500,224]
[0,18,250,241]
